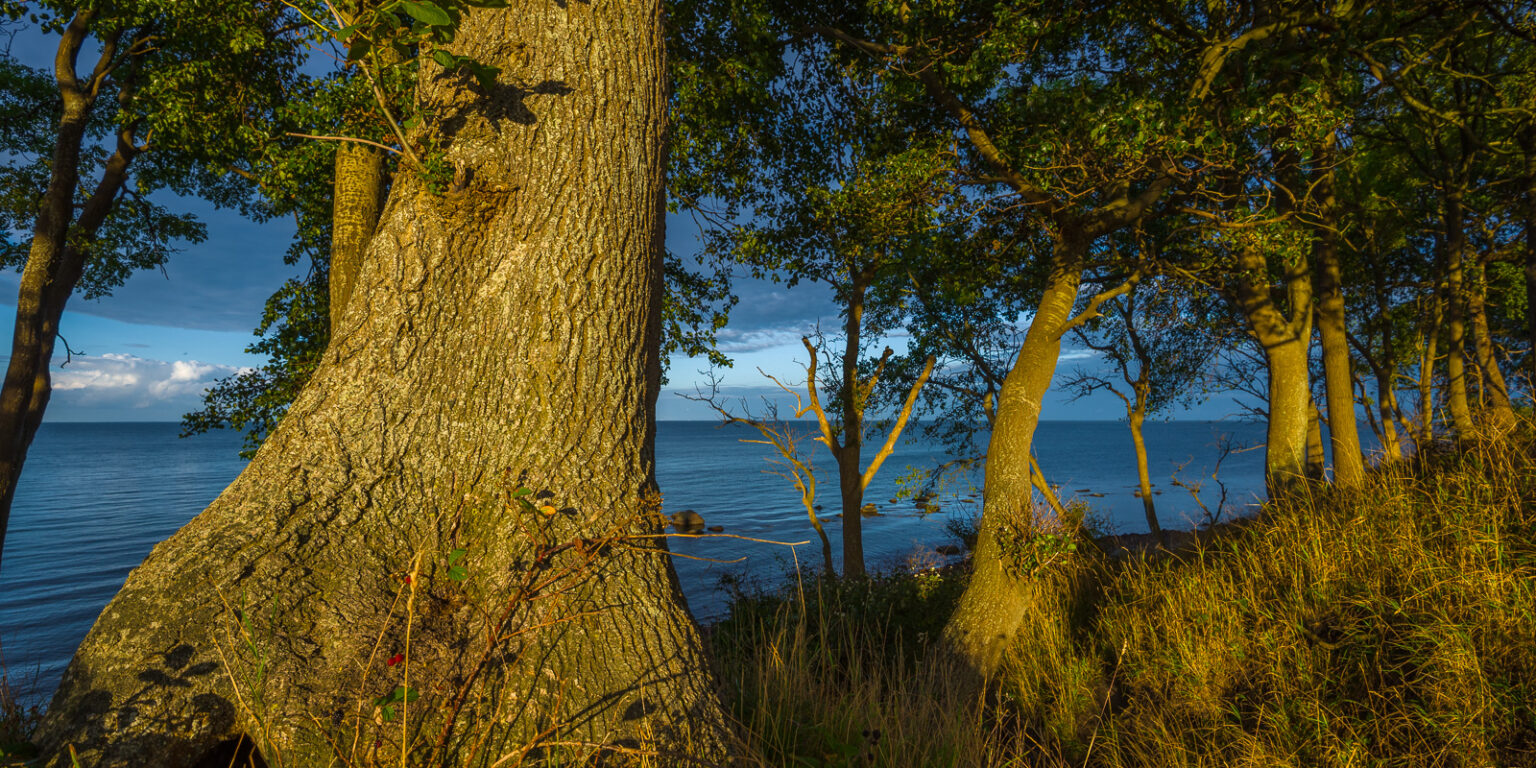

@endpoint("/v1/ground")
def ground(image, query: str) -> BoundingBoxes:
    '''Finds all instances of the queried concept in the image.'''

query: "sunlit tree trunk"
[328,142,388,331]
[1306,396,1326,482]
[37,4,732,765]
[1469,260,1515,430]
[941,239,1081,675]
[1231,241,1313,495]
[1416,295,1443,451]
[1442,191,1475,438]
[1128,402,1159,538]
[1311,155,1365,486]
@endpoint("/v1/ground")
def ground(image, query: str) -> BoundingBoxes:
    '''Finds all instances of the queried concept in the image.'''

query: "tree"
[1066,268,1216,539]
[0,1,304,570]
[37,3,732,764]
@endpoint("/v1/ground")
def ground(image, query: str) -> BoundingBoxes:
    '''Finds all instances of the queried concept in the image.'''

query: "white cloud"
[51,353,250,409]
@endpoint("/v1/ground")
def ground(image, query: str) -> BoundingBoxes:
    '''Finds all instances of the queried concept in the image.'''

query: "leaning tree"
[37,2,732,765]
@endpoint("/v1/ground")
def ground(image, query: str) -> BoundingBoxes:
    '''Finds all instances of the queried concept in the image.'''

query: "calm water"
[0,419,1266,704]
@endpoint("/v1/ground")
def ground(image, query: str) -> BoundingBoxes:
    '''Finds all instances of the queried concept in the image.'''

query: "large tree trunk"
[328,143,388,331]
[941,240,1081,677]
[37,5,731,766]
[1311,176,1365,487]
[1442,192,1475,438]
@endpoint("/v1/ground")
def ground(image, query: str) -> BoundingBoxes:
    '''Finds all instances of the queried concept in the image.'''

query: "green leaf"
[447,565,468,581]
[511,487,533,497]
[400,0,452,26]
[467,62,501,90]
[346,37,371,62]
[448,547,467,565]
[381,704,396,721]
[432,49,458,69]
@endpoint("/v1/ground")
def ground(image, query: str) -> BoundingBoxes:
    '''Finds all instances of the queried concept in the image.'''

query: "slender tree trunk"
[1375,364,1403,461]
[1523,127,1536,391]
[1306,396,1326,481]
[1128,405,1159,537]
[941,238,1082,677]
[1443,192,1475,438]
[1311,172,1365,486]
[1469,261,1516,429]
[838,274,868,579]
[0,15,135,571]
[329,143,388,332]
[1417,296,1442,451]
[39,5,732,766]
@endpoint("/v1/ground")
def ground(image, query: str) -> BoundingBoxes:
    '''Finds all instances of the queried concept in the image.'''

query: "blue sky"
[1,25,1244,426]
[1,201,1246,423]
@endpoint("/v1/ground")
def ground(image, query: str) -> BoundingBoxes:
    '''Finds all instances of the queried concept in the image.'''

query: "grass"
[710,423,1536,767]
[7,425,1533,766]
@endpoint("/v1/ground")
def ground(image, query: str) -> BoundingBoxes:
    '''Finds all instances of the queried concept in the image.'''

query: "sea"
[0,419,1268,706]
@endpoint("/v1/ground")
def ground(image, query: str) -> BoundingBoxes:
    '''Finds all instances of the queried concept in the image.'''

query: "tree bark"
[1468,260,1516,430]
[38,5,731,766]
[0,15,134,571]
[1128,406,1159,537]
[1311,168,1365,487]
[1417,295,1443,451]
[1442,191,1475,438]
[1524,127,1536,391]
[1231,241,1313,495]
[328,143,388,332]
[1306,396,1326,482]
[940,238,1082,677]
[837,272,868,579]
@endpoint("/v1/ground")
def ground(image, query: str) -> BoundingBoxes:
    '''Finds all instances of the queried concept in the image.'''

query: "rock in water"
[669,509,705,534]
[707,525,724,533]
[860,503,880,517]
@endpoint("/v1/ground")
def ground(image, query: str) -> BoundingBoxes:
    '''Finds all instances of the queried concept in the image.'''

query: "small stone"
[860,503,880,517]
[668,509,705,534]
[707,525,725,533]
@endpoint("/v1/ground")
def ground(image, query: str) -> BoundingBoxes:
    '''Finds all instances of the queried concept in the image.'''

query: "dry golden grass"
[712,420,1536,767]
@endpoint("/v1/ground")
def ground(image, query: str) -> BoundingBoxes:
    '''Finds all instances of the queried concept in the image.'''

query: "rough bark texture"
[940,242,1081,676]
[328,143,388,331]
[38,5,731,766]
[1311,172,1365,487]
